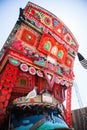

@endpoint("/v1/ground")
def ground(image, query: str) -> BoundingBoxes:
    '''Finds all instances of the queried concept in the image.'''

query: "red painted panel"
[21,29,37,46]
[53,83,65,102]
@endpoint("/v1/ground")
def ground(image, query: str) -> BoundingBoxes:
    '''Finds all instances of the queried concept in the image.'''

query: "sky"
[0,0,87,110]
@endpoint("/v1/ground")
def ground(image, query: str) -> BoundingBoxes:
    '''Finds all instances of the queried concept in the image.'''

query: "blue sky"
[0,0,87,110]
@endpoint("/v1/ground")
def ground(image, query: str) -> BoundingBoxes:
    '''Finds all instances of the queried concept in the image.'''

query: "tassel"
[77,52,87,69]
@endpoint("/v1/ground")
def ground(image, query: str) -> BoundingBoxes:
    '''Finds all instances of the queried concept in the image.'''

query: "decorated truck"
[0,2,78,130]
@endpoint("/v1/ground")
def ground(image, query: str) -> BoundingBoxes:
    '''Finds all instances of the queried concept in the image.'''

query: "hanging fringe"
[77,52,87,69]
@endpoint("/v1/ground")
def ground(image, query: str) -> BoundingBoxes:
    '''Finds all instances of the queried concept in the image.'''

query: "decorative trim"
[37,70,43,77]
[44,69,55,88]
[20,63,28,72]
[29,66,36,75]
[9,58,20,66]
[23,2,79,51]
